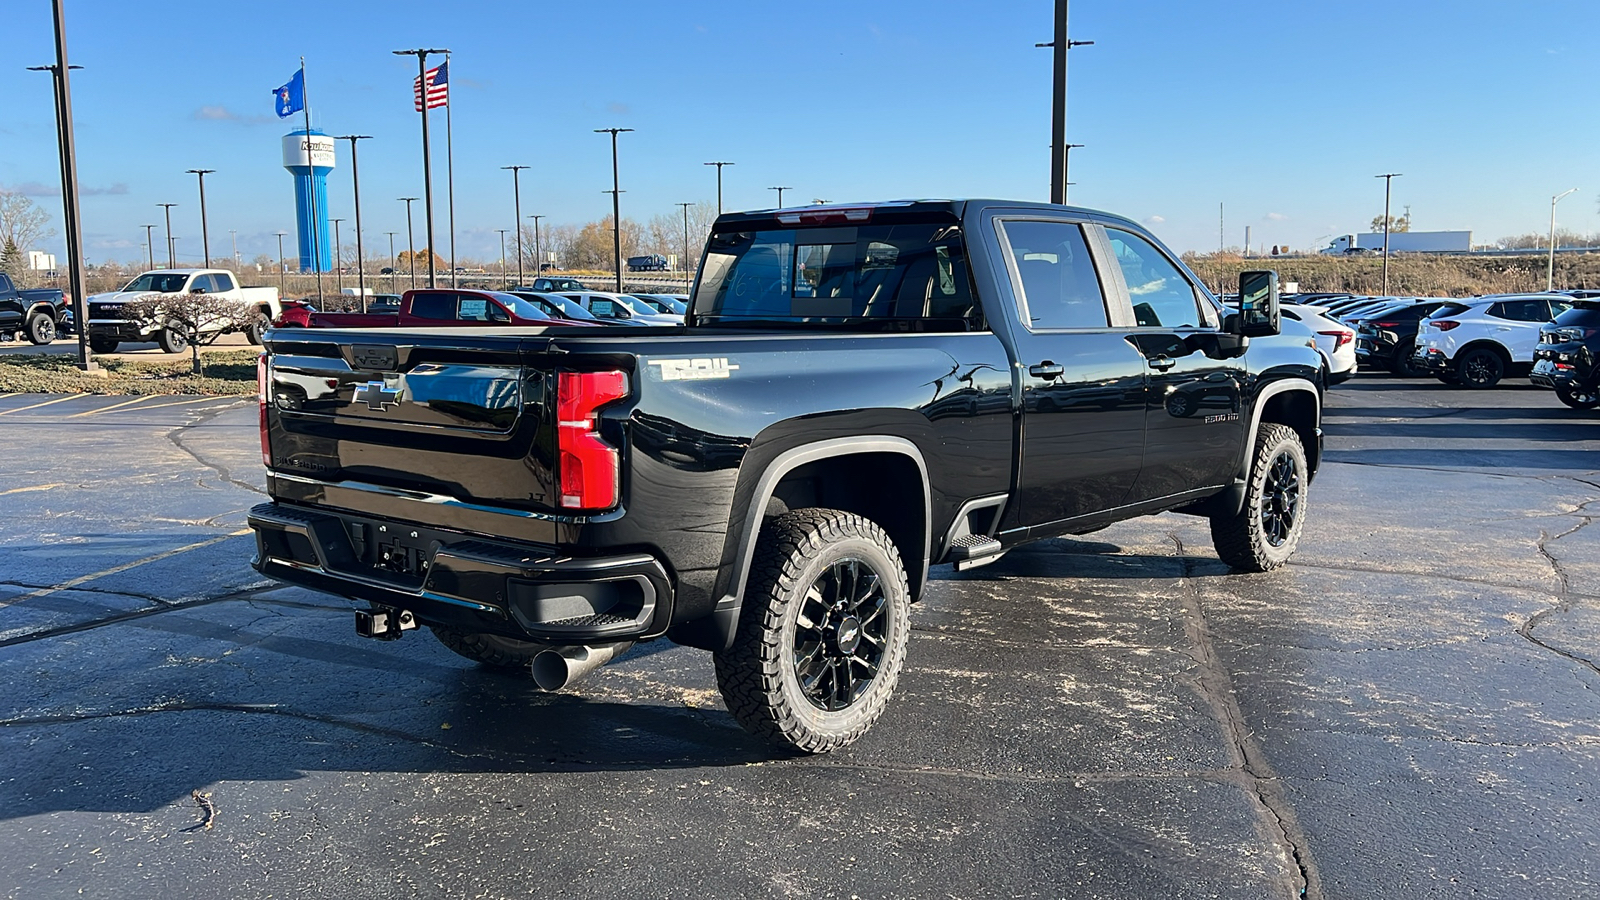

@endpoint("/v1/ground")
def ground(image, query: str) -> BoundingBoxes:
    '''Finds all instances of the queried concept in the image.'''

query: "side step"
[947,534,1005,571]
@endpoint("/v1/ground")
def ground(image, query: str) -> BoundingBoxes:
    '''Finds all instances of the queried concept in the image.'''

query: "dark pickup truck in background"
[249,199,1323,752]
[0,274,68,344]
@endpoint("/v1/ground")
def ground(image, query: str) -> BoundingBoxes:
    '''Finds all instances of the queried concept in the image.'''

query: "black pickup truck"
[0,273,68,344]
[249,200,1324,752]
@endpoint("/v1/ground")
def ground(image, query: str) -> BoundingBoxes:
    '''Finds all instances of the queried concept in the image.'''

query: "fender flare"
[1209,378,1320,518]
[700,436,931,652]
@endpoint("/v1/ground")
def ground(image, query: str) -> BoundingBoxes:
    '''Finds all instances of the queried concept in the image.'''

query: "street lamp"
[496,228,510,286]
[158,203,178,268]
[1549,188,1579,292]
[1375,173,1402,295]
[384,231,398,293]
[185,169,214,267]
[334,135,373,303]
[275,231,288,291]
[392,48,450,288]
[676,202,693,288]
[769,186,792,208]
[331,217,345,294]
[1036,0,1093,205]
[704,161,734,214]
[597,128,633,292]
[527,215,545,280]
[141,225,156,271]
[398,197,419,289]
[503,165,529,286]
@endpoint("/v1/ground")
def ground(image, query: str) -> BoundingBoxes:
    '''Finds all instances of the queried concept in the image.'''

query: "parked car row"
[269,288,690,331]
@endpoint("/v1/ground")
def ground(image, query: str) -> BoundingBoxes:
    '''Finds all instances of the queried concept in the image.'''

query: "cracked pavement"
[0,379,1597,899]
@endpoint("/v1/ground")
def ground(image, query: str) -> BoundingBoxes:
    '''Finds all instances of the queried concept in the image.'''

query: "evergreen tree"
[0,239,25,280]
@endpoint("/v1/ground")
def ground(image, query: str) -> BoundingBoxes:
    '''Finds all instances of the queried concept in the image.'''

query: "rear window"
[1431,303,1471,318]
[1554,302,1600,326]
[694,222,979,329]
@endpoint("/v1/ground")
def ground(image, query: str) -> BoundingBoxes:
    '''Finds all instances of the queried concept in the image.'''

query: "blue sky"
[6,0,1598,266]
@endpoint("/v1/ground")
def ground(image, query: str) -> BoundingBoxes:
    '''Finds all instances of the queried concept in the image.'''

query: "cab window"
[1105,228,1204,328]
[999,220,1108,330]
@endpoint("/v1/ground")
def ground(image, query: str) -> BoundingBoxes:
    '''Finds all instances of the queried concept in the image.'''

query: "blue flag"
[274,68,305,119]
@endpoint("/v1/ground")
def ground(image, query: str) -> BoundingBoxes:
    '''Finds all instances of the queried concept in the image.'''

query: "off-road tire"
[714,508,911,754]
[245,312,270,345]
[1210,422,1308,572]
[430,626,548,670]
[90,337,119,354]
[157,328,189,354]
[1456,347,1505,389]
[1556,382,1600,410]
[25,312,56,345]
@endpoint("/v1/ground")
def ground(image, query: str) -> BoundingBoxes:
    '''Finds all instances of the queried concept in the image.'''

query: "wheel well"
[767,452,927,599]
[1457,340,1511,365]
[26,303,56,319]
[1259,388,1320,477]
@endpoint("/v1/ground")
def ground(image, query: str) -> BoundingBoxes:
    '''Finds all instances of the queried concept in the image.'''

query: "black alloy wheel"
[26,312,56,345]
[792,558,890,712]
[1259,451,1301,548]
[1555,382,1600,410]
[1457,348,1505,388]
[1390,341,1419,377]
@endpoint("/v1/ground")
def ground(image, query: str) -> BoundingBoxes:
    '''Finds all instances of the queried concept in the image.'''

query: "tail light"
[557,370,629,511]
[1430,320,1461,331]
[257,353,272,467]
[1318,330,1353,350]
[1374,321,1399,328]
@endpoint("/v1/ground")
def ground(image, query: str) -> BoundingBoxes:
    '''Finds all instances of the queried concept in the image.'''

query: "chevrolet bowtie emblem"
[354,378,402,411]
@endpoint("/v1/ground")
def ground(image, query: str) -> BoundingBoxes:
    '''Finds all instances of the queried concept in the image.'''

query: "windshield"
[122,273,189,293]
[610,294,661,316]
[484,292,551,320]
[694,221,976,327]
[629,294,672,313]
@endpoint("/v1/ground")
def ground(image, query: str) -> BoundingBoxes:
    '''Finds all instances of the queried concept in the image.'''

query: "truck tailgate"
[264,330,572,524]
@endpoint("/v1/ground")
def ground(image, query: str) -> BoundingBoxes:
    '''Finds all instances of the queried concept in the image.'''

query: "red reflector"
[257,353,271,468]
[557,370,629,511]
[775,206,874,225]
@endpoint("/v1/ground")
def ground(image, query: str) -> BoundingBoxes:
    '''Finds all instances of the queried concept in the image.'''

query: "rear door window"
[1490,300,1548,322]
[998,220,1108,330]
[408,293,455,320]
[1104,229,1204,328]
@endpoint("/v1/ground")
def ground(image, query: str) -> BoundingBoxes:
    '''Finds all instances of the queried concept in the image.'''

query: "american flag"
[413,60,449,111]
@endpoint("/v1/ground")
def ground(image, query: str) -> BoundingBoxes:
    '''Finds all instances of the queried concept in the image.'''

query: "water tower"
[281,129,335,272]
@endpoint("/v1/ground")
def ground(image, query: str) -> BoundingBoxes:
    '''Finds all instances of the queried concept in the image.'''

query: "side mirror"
[190,287,207,295]
[1236,270,1280,337]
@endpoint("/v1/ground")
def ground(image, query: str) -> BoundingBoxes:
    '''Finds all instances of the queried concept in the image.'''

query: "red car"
[281,289,598,330]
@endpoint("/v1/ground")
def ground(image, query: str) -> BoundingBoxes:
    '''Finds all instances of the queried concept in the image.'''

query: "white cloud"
[1144,215,1166,225]
[1265,212,1288,221]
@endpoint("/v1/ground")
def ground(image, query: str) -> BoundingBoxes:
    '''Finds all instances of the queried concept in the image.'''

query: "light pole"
[528,215,545,279]
[502,165,529,286]
[275,231,288,291]
[1037,0,1093,204]
[1375,173,1402,295]
[398,197,419,289]
[393,48,450,288]
[332,217,345,294]
[1549,188,1579,292]
[769,186,792,208]
[384,231,398,293]
[185,169,214,267]
[158,203,178,268]
[141,225,156,272]
[676,202,693,287]
[229,229,239,269]
[335,135,372,303]
[170,237,181,266]
[26,3,93,372]
[597,128,633,292]
[496,228,510,286]
[704,161,734,214]
[1061,144,1083,203]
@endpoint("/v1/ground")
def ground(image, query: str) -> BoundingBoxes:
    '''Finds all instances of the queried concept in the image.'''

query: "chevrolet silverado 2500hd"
[249,200,1323,752]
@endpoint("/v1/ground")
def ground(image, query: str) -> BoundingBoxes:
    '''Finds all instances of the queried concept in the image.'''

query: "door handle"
[1147,356,1176,371]
[1028,361,1064,379]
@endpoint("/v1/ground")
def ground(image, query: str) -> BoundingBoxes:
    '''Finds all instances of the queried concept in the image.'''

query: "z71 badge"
[647,358,740,382]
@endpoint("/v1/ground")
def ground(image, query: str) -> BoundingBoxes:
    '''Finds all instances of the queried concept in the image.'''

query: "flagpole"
[393,48,446,289]
[445,53,457,289]
[301,57,324,304]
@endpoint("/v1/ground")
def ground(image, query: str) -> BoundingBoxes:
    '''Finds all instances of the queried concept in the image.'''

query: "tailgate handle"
[352,344,399,371]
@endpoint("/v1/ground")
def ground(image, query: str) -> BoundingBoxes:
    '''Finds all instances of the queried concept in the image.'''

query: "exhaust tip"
[531,642,633,692]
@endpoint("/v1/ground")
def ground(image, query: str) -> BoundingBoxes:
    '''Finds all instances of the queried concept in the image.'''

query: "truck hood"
[87,290,161,306]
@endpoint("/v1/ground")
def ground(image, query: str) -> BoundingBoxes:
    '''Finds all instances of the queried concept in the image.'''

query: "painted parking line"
[0,528,254,608]
[130,395,247,413]
[66,394,160,418]
[0,392,22,400]
[0,393,90,417]
[0,483,66,497]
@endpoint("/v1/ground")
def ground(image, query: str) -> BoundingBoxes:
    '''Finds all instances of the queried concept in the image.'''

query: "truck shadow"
[929,536,1234,582]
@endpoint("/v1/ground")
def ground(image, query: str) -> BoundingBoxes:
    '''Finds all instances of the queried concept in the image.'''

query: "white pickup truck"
[86,268,282,353]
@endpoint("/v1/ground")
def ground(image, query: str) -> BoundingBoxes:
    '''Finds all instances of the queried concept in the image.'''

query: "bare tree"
[0,191,55,287]
[120,292,250,375]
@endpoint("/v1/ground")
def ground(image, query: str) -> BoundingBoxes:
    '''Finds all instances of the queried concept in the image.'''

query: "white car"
[1283,303,1356,384]
[1413,294,1574,388]
[87,268,282,353]
[560,291,683,326]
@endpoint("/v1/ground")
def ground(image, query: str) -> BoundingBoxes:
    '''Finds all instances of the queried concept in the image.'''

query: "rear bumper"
[1413,347,1452,375]
[248,501,672,644]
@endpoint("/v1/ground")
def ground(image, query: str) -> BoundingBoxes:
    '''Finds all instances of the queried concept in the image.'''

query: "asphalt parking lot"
[1,377,1597,899]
